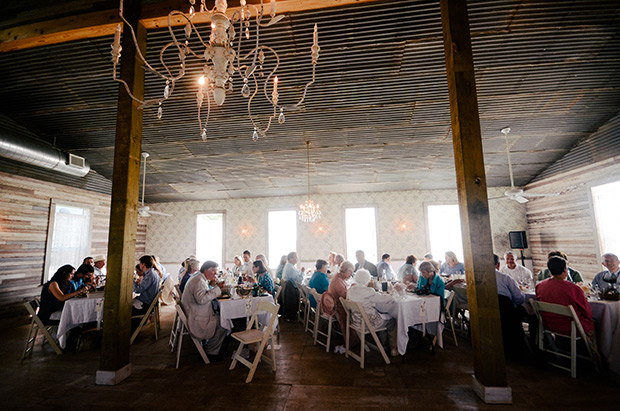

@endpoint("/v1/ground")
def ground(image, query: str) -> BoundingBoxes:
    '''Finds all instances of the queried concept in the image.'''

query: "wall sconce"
[399,222,408,232]
[240,226,251,238]
[315,225,327,235]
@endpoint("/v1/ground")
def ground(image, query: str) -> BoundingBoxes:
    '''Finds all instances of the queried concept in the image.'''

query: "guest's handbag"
[415,284,430,296]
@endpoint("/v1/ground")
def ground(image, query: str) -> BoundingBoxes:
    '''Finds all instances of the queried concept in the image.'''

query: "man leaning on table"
[182,260,228,359]
[592,253,620,292]
[501,251,533,286]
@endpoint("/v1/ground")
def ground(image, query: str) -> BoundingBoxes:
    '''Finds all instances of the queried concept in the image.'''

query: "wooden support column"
[96,0,144,386]
[440,0,511,404]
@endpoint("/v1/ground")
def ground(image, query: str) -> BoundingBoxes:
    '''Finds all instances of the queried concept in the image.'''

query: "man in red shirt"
[536,256,594,335]
[535,256,600,367]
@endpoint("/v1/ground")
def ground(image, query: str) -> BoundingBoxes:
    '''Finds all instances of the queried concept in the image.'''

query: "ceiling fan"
[490,127,560,204]
[139,152,172,217]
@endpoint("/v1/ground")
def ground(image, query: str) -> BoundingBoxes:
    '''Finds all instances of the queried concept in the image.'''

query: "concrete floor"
[0,305,616,410]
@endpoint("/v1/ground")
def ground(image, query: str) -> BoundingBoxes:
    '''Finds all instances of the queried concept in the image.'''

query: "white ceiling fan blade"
[514,195,529,204]
[520,192,560,198]
[147,210,173,217]
[488,195,509,201]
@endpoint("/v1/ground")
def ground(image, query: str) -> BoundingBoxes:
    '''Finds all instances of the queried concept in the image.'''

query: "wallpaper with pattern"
[145,187,527,268]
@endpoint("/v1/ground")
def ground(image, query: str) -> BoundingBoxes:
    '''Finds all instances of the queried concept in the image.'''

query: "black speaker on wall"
[509,231,528,249]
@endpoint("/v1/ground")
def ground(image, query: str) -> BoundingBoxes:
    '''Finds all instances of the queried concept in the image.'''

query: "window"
[592,180,620,255]
[345,207,378,263]
[44,203,91,281]
[268,210,297,269]
[196,212,224,268]
[426,204,464,263]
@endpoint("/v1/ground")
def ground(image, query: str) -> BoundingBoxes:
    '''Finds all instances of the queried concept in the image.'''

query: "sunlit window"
[196,213,224,268]
[268,210,297,269]
[345,207,378,263]
[592,180,620,255]
[45,203,91,281]
[427,204,464,263]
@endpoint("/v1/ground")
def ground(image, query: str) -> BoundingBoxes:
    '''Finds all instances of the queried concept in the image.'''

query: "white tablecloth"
[219,295,277,332]
[376,294,443,355]
[56,293,103,349]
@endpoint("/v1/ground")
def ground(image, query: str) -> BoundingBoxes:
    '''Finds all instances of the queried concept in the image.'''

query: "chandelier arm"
[158,43,189,81]
[197,86,212,137]
[291,65,317,108]
[167,10,211,51]
[247,72,275,137]
[260,46,280,106]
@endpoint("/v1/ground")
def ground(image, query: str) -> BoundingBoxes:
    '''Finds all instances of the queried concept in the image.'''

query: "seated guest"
[232,255,243,278]
[274,255,287,281]
[179,259,200,293]
[282,252,303,321]
[132,255,160,317]
[398,254,418,284]
[376,253,397,281]
[93,255,106,284]
[321,261,358,347]
[536,256,594,338]
[501,251,533,286]
[355,250,378,277]
[181,261,228,359]
[440,251,465,276]
[83,256,94,266]
[327,251,337,273]
[241,250,254,281]
[253,259,275,295]
[538,251,584,283]
[494,254,525,306]
[332,254,345,278]
[309,259,330,308]
[592,253,620,292]
[71,263,96,292]
[39,265,86,325]
[417,261,445,302]
[178,255,196,282]
[348,269,399,357]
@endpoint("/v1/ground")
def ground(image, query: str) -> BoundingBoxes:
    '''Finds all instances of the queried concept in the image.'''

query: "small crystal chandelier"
[299,141,321,223]
[110,0,320,142]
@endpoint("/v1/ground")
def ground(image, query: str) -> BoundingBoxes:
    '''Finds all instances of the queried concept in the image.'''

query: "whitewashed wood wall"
[525,156,620,280]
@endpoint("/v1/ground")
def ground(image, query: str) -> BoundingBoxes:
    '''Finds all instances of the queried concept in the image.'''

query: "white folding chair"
[309,288,336,352]
[21,299,62,359]
[130,289,162,344]
[174,296,210,368]
[339,297,390,368]
[295,281,308,325]
[530,300,593,378]
[443,290,458,347]
[301,284,316,334]
[229,301,280,383]
[169,286,182,352]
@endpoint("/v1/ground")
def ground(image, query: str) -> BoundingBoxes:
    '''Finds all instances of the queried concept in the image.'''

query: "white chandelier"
[110,0,320,141]
[298,141,321,223]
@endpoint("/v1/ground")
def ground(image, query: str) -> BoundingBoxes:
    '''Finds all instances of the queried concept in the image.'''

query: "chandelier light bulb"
[198,75,205,85]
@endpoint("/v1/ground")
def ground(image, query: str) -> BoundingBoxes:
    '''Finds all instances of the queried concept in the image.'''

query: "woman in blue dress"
[417,261,445,302]
[253,260,275,295]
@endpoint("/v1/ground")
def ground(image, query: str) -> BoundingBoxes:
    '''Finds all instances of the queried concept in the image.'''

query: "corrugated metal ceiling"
[0,0,619,202]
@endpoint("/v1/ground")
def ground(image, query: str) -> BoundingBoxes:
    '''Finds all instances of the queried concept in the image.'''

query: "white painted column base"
[96,363,132,385]
[472,375,512,404]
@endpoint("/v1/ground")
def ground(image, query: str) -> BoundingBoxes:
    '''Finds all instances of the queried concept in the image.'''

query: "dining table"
[376,293,443,355]
[53,291,104,349]
[218,294,278,332]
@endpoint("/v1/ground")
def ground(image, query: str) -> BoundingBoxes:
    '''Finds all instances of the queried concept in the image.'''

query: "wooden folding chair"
[229,301,279,383]
[309,288,336,352]
[21,299,62,359]
[174,297,210,368]
[130,289,162,344]
[443,290,458,347]
[340,297,390,368]
[530,300,593,378]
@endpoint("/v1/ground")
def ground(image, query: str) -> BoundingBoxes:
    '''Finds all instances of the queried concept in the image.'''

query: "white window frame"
[267,208,298,269]
[424,202,464,263]
[589,178,620,259]
[343,205,379,264]
[43,200,93,283]
[195,210,226,268]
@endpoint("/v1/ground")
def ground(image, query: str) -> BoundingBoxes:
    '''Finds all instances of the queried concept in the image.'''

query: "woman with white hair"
[440,251,465,276]
[347,269,399,357]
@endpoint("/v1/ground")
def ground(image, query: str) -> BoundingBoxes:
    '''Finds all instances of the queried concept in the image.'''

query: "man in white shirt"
[592,253,619,292]
[93,255,106,283]
[501,251,533,287]
[376,253,397,281]
[241,250,253,280]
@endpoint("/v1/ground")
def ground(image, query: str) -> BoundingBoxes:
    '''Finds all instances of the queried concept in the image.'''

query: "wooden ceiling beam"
[0,0,386,53]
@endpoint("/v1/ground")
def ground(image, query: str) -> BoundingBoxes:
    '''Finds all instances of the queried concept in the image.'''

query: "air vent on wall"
[68,153,86,169]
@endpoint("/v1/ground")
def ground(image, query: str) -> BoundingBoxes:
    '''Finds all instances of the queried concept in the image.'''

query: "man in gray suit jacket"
[181,260,228,357]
